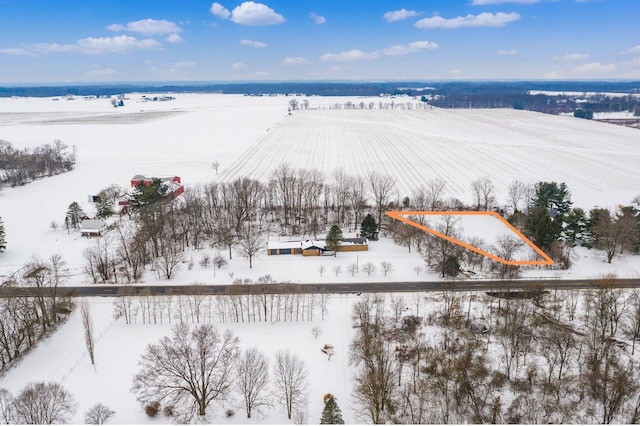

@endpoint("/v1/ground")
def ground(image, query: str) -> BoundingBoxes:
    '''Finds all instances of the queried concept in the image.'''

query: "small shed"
[80,219,106,237]
[337,237,368,252]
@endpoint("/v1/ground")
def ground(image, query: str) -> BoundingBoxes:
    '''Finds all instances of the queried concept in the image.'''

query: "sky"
[0,0,638,83]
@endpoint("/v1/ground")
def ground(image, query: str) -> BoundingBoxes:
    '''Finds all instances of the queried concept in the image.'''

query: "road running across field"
[2,278,639,298]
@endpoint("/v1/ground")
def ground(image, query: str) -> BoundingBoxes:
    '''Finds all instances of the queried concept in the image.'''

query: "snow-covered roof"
[79,219,105,231]
[302,240,326,250]
[267,241,302,250]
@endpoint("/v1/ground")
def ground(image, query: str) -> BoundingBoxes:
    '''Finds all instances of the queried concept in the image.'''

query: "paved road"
[2,278,639,298]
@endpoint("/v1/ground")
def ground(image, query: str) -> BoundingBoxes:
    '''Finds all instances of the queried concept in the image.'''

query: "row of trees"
[113,279,331,325]
[0,254,72,372]
[78,164,638,283]
[0,139,75,187]
[0,216,5,253]
[0,382,115,424]
[349,284,640,424]
[131,323,310,422]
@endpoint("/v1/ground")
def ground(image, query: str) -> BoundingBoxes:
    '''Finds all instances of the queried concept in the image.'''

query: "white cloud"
[76,35,161,55]
[231,62,248,69]
[544,70,564,79]
[230,2,285,26]
[378,40,439,56]
[85,68,118,77]
[415,12,520,29]
[472,0,540,4]
[172,61,196,68]
[0,48,35,56]
[309,12,326,25]
[622,44,640,55]
[554,53,589,61]
[210,2,231,19]
[282,57,311,66]
[240,39,268,48]
[573,62,616,74]
[31,42,76,53]
[107,19,181,35]
[496,49,518,55]
[383,9,419,23]
[252,71,271,78]
[165,34,184,43]
[321,40,438,62]
[320,49,377,62]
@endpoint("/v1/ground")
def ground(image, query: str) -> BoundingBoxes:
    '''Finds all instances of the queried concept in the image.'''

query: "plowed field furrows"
[217,108,640,208]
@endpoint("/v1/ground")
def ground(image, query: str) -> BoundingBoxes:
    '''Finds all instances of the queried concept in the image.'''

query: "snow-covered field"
[219,107,640,210]
[1,93,640,423]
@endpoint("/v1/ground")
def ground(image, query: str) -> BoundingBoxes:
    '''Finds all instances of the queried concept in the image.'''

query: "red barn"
[130,175,184,199]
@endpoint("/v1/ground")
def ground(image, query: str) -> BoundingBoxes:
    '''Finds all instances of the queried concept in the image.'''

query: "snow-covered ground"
[1,94,638,284]
[0,94,639,423]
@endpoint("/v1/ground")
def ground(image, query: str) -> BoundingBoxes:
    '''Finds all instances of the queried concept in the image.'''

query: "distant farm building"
[130,174,184,199]
[80,219,106,237]
[267,237,368,256]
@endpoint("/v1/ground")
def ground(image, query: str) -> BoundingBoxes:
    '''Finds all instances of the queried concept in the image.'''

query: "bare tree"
[84,403,115,424]
[368,171,396,229]
[153,234,184,280]
[273,349,309,420]
[13,382,76,425]
[470,176,495,211]
[212,252,227,277]
[237,225,263,268]
[624,290,640,355]
[311,326,323,339]
[363,262,376,276]
[489,235,524,279]
[507,180,527,213]
[347,263,358,276]
[132,323,239,420]
[380,261,394,277]
[81,301,95,365]
[333,265,343,277]
[212,160,220,174]
[0,389,15,424]
[236,347,270,419]
[318,265,326,277]
[350,296,396,424]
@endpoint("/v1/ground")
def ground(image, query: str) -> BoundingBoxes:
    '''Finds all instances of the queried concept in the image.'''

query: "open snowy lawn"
[0,294,360,424]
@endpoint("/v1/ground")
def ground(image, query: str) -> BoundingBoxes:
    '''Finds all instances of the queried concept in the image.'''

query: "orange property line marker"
[386,211,554,266]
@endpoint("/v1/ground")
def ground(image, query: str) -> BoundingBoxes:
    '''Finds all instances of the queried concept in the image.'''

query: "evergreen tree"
[563,207,591,246]
[524,182,572,250]
[0,216,6,253]
[129,178,168,211]
[524,206,561,250]
[530,181,572,216]
[325,225,344,254]
[95,195,115,220]
[360,214,378,241]
[320,395,345,424]
[65,201,85,231]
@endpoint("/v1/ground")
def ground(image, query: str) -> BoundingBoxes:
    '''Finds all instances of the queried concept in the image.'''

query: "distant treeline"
[1,80,639,98]
[0,139,76,187]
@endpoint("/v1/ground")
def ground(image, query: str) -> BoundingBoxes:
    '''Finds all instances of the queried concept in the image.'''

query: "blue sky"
[0,0,638,83]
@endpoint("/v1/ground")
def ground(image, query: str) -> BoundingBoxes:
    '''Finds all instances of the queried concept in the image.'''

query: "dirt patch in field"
[0,110,185,125]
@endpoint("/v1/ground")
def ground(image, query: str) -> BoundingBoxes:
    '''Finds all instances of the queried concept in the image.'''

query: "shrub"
[225,408,235,417]
[162,405,175,418]
[145,401,160,418]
